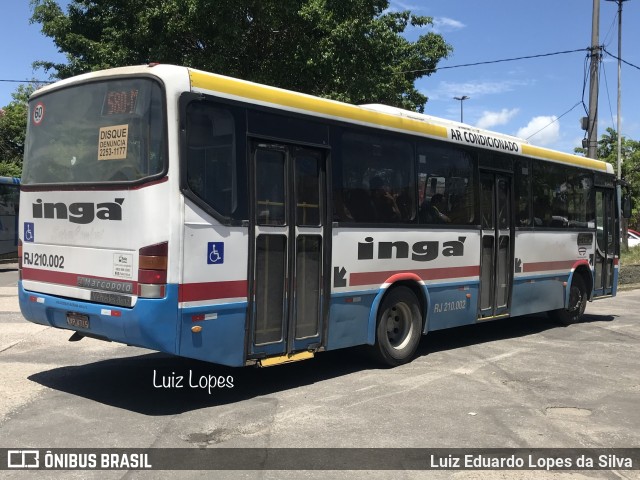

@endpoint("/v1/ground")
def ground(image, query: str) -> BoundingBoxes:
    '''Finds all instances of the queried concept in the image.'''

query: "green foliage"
[30,0,452,112]
[0,84,39,174]
[620,243,640,266]
[0,162,23,177]
[575,127,640,228]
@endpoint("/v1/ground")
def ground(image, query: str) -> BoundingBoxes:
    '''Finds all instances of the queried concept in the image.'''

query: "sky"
[400,0,640,154]
[1,0,639,155]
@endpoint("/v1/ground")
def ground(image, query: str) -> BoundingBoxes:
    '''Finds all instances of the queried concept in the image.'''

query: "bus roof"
[187,68,611,174]
[31,64,613,174]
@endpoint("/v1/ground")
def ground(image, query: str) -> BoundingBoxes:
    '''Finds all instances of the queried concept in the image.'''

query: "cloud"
[475,108,520,129]
[432,17,466,32]
[389,1,424,11]
[516,116,560,146]
[428,79,531,101]
[385,5,464,32]
[386,1,433,16]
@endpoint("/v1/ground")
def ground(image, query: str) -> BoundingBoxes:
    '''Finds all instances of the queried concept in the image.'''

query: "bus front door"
[478,172,513,320]
[249,142,327,360]
[593,188,616,297]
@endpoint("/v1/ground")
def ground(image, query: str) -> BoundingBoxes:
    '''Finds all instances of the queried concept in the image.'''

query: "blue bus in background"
[0,176,20,263]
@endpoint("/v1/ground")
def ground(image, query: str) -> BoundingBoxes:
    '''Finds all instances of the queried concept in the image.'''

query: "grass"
[620,244,640,265]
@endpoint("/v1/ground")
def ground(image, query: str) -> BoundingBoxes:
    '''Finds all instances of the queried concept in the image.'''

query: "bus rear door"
[478,171,514,320]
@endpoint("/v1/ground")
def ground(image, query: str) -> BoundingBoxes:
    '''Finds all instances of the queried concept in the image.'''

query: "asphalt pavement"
[0,265,639,479]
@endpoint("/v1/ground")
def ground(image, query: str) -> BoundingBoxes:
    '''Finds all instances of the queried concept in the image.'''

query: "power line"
[601,9,619,48]
[602,46,640,71]
[397,48,590,75]
[0,79,51,84]
[600,58,617,129]
[3,48,636,81]
[582,54,590,116]
[525,101,582,141]
[396,46,639,76]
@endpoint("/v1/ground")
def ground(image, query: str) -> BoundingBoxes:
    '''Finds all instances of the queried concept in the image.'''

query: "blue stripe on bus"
[178,301,247,367]
[18,282,180,355]
[514,273,572,282]
[612,266,619,296]
[326,292,377,350]
[423,284,477,332]
[511,275,569,316]
[326,281,479,350]
[19,282,249,367]
[18,265,605,365]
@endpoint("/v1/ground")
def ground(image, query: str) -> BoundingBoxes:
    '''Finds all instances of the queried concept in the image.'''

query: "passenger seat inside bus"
[346,188,377,222]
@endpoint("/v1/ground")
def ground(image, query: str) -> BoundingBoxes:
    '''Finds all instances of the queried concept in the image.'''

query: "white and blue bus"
[0,176,20,263]
[18,64,626,367]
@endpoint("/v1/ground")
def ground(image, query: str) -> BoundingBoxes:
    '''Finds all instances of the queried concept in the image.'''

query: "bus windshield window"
[22,78,165,184]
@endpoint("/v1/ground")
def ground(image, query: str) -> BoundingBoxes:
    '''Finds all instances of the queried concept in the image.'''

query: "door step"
[258,351,315,367]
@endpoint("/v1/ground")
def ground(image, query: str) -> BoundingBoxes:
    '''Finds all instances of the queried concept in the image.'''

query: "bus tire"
[371,286,422,366]
[550,274,587,325]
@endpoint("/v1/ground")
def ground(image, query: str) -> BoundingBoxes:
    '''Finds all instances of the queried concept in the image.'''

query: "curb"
[616,282,640,292]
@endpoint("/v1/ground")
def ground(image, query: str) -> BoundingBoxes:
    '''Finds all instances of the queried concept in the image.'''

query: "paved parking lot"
[0,271,638,479]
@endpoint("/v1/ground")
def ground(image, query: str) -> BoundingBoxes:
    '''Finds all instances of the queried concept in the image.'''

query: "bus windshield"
[22,78,165,185]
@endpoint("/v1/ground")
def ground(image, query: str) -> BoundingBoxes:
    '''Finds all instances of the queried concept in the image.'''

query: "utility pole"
[453,96,469,123]
[606,0,629,249]
[587,0,601,159]
[606,0,628,179]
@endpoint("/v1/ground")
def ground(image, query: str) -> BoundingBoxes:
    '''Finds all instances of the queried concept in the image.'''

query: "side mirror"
[622,195,634,219]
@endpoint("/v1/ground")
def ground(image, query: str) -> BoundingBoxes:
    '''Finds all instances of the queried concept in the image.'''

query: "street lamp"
[453,95,470,123]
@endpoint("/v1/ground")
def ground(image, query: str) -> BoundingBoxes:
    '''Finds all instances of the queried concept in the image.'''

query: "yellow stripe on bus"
[522,144,608,171]
[189,70,610,173]
[189,69,448,139]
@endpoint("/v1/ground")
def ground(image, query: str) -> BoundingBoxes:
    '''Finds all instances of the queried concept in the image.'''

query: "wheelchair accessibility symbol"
[207,242,224,264]
[24,222,34,243]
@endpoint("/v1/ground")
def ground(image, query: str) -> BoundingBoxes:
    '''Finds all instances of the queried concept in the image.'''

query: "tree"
[30,0,452,112]
[575,127,640,229]
[0,84,38,177]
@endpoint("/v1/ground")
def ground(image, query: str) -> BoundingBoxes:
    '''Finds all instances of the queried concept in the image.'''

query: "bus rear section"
[18,71,181,357]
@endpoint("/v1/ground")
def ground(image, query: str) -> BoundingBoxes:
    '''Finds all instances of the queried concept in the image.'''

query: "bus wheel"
[550,275,587,325]
[371,286,422,366]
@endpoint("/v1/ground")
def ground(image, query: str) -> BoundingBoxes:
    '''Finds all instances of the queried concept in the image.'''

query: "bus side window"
[531,161,590,229]
[185,104,236,218]
[515,160,531,226]
[418,142,476,226]
[369,176,401,222]
[336,130,415,224]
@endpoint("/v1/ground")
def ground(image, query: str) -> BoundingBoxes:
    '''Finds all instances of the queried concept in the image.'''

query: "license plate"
[66,312,90,329]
